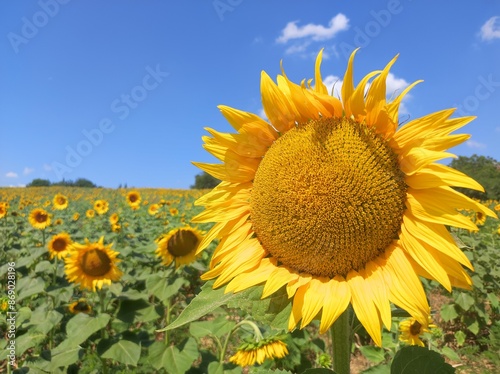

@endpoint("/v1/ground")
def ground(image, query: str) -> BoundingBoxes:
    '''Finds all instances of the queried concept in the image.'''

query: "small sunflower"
[48,232,73,259]
[68,299,92,314]
[111,223,121,232]
[0,202,8,218]
[29,208,51,230]
[475,211,486,226]
[0,297,9,313]
[155,227,203,268]
[494,203,500,212]
[229,338,288,367]
[169,207,179,216]
[399,316,436,347]
[65,237,122,291]
[53,193,69,210]
[148,203,160,216]
[94,199,109,215]
[86,209,95,218]
[126,191,141,209]
[109,213,119,225]
[192,50,497,346]
[72,212,80,221]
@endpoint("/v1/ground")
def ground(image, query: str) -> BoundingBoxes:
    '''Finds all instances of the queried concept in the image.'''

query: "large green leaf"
[17,276,45,300]
[116,298,160,324]
[163,337,199,374]
[65,313,111,346]
[454,293,475,312]
[359,345,386,364]
[50,345,83,369]
[440,304,458,322]
[99,339,141,366]
[146,274,188,302]
[189,316,236,339]
[391,346,455,373]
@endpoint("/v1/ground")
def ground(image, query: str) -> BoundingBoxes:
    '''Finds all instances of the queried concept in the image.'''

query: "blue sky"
[1,1,499,189]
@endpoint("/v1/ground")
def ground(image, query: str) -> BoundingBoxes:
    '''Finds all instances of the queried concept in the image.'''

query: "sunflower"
[68,299,92,314]
[229,338,288,367]
[53,193,69,210]
[29,208,51,230]
[155,227,203,268]
[47,232,73,260]
[94,199,109,215]
[192,50,497,346]
[72,212,80,221]
[475,211,486,226]
[126,191,141,209]
[86,209,95,218]
[0,202,8,218]
[169,207,179,216]
[109,213,119,225]
[148,203,160,215]
[65,237,122,291]
[399,316,436,347]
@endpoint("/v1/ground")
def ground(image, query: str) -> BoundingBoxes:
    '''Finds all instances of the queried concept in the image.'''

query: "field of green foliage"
[0,187,499,373]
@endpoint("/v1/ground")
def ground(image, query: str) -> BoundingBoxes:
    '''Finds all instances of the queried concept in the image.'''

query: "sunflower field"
[0,185,498,374]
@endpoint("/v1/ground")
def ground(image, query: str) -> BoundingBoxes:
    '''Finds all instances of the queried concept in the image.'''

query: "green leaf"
[440,346,460,362]
[116,299,160,324]
[301,369,337,373]
[487,292,499,309]
[99,339,141,366]
[454,330,466,346]
[454,293,475,312]
[361,363,391,374]
[16,330,47,356]
[391,346,455,373]
[189,316,236,339]
[440,304,458,322]
[50,345,83,369]
[163,337,199,374]
[466,320,479,335]
[162,281,240,331]
[146,274,187,302]
[66,313,111,346]
[359,345,386,364]
[35,260,53,274]
[17,276,46,300]
[207,361,224,374]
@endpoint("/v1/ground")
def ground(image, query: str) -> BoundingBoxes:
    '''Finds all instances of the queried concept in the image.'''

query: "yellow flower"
[94,199,109,215]
[192,50,497,346]
[169,207,179,216]
[29,208,51,229]
[399,316,436,347]
[47,232,73,260]
[53,193,69,210]
[0,298,9,313]
[65,237,122,291]
[229,338,288,367]
[111,223,121,232]
[475,211,486,226]
[86,209,95,218]
[109,213,119,225]
[72,212,80,221]
[0,202,8,218]
[148,203,160,215]
[494,203,500,212]
[126,191,141,209]
[68,299,92,314]
[155,227,203,268]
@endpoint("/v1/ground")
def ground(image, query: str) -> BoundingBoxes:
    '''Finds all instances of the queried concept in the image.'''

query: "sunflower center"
[167,229,200,257]
[52,238,67,252]
[36,212,48,223]
[410,321,422,336]
[81,249,112,276]
[251,117,407,278]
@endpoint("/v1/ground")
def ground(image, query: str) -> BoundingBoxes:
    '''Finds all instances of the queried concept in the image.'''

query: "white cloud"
[277,14,349,44]
[43,164,52,171]
[23,167,34,175]
[466,140,487,149]
[480,16,500,41]
[322,75,343,98]
[386,73,409,97]
[6,172,18,178]
[285,41,311,55]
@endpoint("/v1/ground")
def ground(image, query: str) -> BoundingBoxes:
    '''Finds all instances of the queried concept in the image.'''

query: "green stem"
[42,229,46,246]
[330,308,351,374]
[52,257,58,285]
[98,289,109,374]
[164,299,171,346]
[219,320,263,364]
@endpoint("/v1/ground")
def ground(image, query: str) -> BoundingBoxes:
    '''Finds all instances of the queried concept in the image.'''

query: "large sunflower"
[155,227,203,268]
[65,237,122,291]
[29,208,51,230]
[192,50,496,346]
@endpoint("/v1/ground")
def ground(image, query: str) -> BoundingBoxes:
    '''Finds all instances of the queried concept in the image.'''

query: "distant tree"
[26,178,51,187]
[73,178,97,188]
[449,154,500,200]
[191,172,220,189]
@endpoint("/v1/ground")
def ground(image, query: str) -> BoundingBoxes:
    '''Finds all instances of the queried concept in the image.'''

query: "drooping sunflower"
[48,232,73,259]
[155,227,203,268]
[229,338,289,367]
[399,316,436,347]
[65,237,122,291]
[126,191,141,209]
[29,208,51,230]
[192,50,497,346]
[53,193,69,210]
[68,299,92,314]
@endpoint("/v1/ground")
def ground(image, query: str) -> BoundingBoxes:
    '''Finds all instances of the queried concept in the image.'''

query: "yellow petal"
[319,276,351,334]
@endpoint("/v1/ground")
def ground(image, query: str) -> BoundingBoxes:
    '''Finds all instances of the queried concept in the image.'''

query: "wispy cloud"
[466,140,487,149]
[6,172,18,178]
[43,164,53,172]
[277,14,350,44]
[479,16,500,41]
[23,167,34,175]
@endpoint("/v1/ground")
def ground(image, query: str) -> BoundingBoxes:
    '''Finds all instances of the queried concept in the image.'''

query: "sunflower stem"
[42,229,46,246]
[330,307,351,374]
[52,257,58,285]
